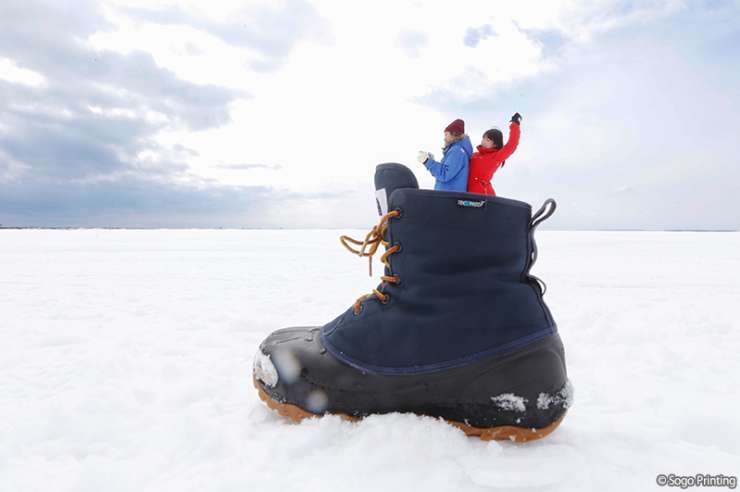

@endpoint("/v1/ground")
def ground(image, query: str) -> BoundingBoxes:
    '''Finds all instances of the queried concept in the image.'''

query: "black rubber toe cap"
[255,326,347,414]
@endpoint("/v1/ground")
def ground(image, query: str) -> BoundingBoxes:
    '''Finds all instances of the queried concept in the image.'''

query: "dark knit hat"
[444,119,465,135]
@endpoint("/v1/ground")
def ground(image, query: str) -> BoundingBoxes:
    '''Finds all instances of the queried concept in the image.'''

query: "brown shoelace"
[340,209,401,314]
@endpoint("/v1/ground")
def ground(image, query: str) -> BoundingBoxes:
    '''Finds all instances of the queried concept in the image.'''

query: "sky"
[0,0,739,229]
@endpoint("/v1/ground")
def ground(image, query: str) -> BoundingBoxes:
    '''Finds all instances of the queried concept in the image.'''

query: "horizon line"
[1,226,737,233]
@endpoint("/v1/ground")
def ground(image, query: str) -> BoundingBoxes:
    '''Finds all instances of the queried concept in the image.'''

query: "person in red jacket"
[467,112,522,196]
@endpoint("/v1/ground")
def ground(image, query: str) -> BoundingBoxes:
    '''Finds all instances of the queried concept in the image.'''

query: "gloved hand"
[417,151,431,164]
[510,112,522,124]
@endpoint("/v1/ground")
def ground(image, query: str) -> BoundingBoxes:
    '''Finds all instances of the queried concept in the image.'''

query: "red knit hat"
[444,118,465,135]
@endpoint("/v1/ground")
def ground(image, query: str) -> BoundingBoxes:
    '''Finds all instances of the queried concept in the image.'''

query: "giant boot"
[253,163,571,442]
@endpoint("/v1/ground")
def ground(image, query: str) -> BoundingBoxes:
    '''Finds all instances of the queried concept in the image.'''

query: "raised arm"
[498,121,521,161]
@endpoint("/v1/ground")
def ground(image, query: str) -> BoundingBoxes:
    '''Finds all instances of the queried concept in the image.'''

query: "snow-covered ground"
[1,229,738,491]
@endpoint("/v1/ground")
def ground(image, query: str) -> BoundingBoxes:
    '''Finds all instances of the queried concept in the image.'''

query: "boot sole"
[253,377,565,443]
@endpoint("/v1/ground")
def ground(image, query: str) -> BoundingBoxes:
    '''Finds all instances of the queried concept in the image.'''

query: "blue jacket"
[424,135,473,192]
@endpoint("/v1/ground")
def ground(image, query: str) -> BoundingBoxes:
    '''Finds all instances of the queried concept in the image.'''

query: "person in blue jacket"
[417,118,473,192]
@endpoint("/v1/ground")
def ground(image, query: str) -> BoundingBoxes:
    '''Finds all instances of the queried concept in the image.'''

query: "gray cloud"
[0,175,273,228]
[516,26,567,58]
[0,0,279,227]
[215,164,283,171]
[1,0,242,112]
[463,24,495,48]
[397,30,428,58]
[122,0,331,72]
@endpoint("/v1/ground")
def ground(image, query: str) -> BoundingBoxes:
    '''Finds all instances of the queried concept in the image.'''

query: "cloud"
[0,0,265,227]
[215,164,283,171]
[120,0,331,72]
[463,25,495,48]
[0,169,363,228]
[0,58,47,87]
[397,30,427,58]
[0,175,272,228]
[515,28,568,58]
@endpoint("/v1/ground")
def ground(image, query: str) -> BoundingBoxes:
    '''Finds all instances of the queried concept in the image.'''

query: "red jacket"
[467,122,520,195]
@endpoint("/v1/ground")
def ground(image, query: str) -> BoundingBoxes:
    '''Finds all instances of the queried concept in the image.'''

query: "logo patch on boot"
[457,199,486,208]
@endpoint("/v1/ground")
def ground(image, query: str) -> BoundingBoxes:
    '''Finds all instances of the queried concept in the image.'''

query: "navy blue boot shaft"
[322,186,556,374]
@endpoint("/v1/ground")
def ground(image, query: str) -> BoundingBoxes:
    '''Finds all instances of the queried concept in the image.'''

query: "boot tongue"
[374,163,418,216]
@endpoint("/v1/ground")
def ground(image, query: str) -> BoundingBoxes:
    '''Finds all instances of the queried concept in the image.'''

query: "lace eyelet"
[380,294,391,305]
[393,208,403,219]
